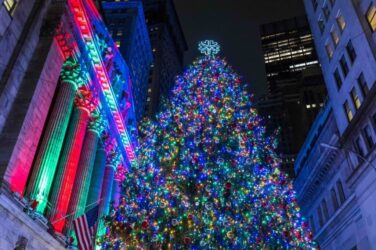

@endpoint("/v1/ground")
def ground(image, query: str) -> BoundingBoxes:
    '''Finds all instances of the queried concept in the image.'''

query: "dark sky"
[173,0,305,98]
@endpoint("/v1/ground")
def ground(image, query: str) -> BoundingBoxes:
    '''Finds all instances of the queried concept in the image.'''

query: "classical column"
[65,112,105,232]
[48,86,98,232]
[26,58,82,213]
[97,138,121,236]
[86,141,106,208]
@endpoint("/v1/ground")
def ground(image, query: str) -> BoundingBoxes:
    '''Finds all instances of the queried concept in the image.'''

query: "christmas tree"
[99,41,317,249]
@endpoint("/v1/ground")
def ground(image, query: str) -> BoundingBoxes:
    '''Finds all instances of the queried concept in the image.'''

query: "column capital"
[74,86,99,114]
[60,57,84,86]
[88,111,106,135]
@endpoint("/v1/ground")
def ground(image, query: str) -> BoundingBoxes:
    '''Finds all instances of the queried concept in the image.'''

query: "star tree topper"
[198,40,220,56]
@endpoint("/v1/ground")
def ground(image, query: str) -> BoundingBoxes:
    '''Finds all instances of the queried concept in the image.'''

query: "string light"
[98,45,317,249]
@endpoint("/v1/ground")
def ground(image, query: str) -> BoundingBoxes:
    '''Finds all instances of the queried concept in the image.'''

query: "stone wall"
[0,192,64,250]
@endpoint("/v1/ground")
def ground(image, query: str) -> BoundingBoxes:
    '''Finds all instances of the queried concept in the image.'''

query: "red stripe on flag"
[74,215,92,250]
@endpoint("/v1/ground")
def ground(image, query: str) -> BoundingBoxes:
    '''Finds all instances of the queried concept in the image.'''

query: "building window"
[357,73,369,98]
[115,41,121,48]
[346,40,356,63]
[354,136,365,157]
[334,69,342,89]
[331,188,339,210]
[366,3,376,32]
[344,100,353,122]
[3,0,17,14]
[336,12,346,32]
[363,125,374,149]
[325,43,334,59]
[351,87,361,110]
[312,0,318,10]
[317,206,324,227]
[318,17,325,33]
[323,5,331,21]
[331,28,340,46]
[336,180,346,204]
[339,55,349,76]
[322,199,329,221]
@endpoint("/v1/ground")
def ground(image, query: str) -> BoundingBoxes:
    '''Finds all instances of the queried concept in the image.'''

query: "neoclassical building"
[0,0,138,248]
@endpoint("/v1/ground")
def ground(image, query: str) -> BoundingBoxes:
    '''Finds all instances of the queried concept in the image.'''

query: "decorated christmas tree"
[99,41,317,249]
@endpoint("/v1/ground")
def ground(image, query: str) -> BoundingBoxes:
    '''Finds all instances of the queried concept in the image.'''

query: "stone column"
[26,58,82,213]
[97,138,120,237]
[48,86,98,232]
[86,141,106,208]
[65,113,105,232]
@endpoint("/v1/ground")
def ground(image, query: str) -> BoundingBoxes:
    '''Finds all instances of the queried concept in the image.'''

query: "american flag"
[73,205,99,250]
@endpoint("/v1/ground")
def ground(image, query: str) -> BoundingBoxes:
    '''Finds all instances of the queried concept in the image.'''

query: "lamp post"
[320,142,376,171]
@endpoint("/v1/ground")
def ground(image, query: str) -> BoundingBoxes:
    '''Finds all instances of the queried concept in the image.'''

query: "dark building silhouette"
[257,16,327,177]
[100,0,153,121]
[142,0,188,117]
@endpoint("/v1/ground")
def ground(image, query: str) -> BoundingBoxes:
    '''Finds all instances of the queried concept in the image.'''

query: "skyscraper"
[257,16,327,176]
[295,0,376,247]
[100,0,153,121]
[142,0,188,117]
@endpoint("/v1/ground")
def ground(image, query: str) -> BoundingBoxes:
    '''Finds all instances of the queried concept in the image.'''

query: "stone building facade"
[0,0,138,247]
[295,0,376,248]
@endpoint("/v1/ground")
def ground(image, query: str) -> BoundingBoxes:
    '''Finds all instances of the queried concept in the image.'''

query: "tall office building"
[100,0,153,121]
[258,16,327,176]
[295,0,376,248]
[142,0,188,117]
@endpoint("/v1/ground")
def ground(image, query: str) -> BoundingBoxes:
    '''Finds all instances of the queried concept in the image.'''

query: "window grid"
[336,180,346,204]
[351,87,361,110]
[344,100,353,122]
[340,55,349,76]
[357,73,369,98]
[331,28,340,46]
[366,3,376,32]
[3,0,17,14]
[331,188,339,210]
[363,125,374,149]
[334,69,342,89]
[346,40,356,63]
[336,12,346,32]
[325,43,334,59]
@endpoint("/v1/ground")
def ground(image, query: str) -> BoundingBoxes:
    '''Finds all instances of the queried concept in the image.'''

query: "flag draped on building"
[73,205,99,250]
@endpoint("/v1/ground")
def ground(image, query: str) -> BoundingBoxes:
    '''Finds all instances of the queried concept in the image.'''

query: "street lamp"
[320,142,376,171]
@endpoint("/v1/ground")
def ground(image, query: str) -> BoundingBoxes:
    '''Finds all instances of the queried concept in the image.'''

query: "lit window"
[334,69,342,89]
[331,188,339,210]
[312,103,317,108]
[330,28,340,46]
[351,88,361,110]
[366,3,376,32]
[363,125,374,149]
[336,12,346,32]
[325,43,334,59]
[116,41,121,48]
[344,100,353,122]
[339,55,349,76]
[357,73,369,98]
[346,40,356,63]
[306,104,311,109]
[116,30,123,36]
[4,0,17,14]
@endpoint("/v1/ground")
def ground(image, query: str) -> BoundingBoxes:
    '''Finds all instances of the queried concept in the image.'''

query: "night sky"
[173,0,305,98]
